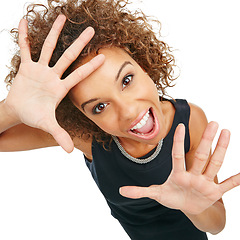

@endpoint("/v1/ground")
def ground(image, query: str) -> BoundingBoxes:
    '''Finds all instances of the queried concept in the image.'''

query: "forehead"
[82,47,135,65]
[74,47,138,86]
[69,47,138,105]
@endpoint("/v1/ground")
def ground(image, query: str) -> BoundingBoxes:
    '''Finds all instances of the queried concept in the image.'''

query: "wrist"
[0,100,20,130]
[182,201,226,234]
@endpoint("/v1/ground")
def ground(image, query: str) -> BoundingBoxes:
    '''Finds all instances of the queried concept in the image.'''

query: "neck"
[116,136,159,158]
[112,135,163,163]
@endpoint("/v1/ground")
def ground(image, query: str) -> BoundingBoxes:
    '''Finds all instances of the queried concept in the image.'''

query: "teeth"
[131,111,150,131]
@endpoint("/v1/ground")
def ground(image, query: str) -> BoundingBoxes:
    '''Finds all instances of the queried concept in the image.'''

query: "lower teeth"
[131,130,143,135]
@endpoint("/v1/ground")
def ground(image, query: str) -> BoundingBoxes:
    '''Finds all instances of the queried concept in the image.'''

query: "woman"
[0,0,239,239]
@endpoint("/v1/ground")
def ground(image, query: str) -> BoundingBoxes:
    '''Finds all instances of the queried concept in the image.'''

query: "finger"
[62,54,105,91]
[119,185,160,200]
[204,129,230,180]
[220,173,240,194]
[39,15,66,65]
[50,126,74,153]
[18,19,31,63]
[41,118,74,153]
[172,124,186,173]
[53,26,95,77]
[190,122,218,175]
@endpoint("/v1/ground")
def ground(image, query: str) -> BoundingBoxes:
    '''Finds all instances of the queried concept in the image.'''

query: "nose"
[116,97,138,122]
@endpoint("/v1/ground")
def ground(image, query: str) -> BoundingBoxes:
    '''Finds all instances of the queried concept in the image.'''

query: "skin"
[1,15,240,235]
[70,47,174,158]
[68,47,231,234]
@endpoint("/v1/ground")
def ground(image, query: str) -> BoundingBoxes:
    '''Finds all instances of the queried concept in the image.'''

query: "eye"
[122,74,133,90]
[93,102,107,114]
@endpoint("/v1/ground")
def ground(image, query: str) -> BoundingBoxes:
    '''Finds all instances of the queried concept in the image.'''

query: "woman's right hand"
[3,15,105,153]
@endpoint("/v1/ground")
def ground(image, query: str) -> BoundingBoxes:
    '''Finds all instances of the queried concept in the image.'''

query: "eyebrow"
[81,61,133,112]
[81,98,100,111]
[115,61,133,81]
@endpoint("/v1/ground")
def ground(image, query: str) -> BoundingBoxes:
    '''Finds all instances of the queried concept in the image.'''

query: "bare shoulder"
[184,103,208,169]
[188,103,208,150]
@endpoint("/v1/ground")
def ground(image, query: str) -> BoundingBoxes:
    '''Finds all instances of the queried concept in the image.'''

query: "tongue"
[134,113,154,134]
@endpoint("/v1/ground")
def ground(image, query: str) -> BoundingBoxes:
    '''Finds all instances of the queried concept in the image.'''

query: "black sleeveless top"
[84,99,208,240]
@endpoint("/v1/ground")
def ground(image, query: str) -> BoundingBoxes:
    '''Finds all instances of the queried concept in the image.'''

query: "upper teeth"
[131,111,150,130]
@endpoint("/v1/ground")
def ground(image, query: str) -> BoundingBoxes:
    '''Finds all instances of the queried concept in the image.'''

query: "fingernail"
[84,27,95,36]
[178,123,185,128]
[57,14,67,22]
[91,54,105,64]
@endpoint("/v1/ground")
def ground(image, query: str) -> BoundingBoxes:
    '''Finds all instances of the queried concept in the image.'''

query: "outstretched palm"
[4,15,105,152]
[120,122,240,215]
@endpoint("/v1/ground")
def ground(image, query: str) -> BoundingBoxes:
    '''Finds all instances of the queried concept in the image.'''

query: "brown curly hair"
[5,0,176,146]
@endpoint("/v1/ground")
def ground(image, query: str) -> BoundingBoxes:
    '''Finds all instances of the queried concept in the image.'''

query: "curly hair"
[5,0,176,146]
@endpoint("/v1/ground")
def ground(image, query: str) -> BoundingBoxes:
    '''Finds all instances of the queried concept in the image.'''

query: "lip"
[128,107,160,140]
[129,109,150,130]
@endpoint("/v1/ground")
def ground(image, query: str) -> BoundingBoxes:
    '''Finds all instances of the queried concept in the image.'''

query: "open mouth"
[128,108,159,140]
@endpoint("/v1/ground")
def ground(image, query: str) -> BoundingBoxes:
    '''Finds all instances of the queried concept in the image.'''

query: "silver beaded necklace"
[112,136,163,164]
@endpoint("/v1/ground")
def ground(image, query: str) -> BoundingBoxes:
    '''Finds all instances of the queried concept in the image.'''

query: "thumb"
[120,185,160,200]
[42,118,74,153]
[50,126,74,153]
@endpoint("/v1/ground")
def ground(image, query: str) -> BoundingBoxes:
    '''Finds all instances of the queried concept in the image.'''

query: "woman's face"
[70,47,167,146]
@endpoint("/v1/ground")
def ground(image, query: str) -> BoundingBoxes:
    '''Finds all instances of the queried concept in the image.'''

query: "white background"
[0,0,239,239]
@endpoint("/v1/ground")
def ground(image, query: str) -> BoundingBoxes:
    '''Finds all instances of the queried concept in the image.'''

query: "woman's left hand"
[120,122,240,215]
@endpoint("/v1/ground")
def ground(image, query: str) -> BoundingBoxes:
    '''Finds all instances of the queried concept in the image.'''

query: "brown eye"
[122,75,133,89]
[93,103,107,114]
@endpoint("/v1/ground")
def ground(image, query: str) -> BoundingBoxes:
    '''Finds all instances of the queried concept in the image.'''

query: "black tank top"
[84,99,208,240]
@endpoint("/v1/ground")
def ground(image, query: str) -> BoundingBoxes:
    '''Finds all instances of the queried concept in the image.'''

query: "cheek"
[137,77,159,97]
[97,122,120,136]
[88,115,120,135]
[146,77,158,90]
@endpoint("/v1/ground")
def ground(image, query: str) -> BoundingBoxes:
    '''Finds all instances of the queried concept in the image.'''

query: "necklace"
[112,136,163,164]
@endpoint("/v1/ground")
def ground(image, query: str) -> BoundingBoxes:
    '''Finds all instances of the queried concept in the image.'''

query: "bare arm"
[0,100,93,156]
[0,98,56,151]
